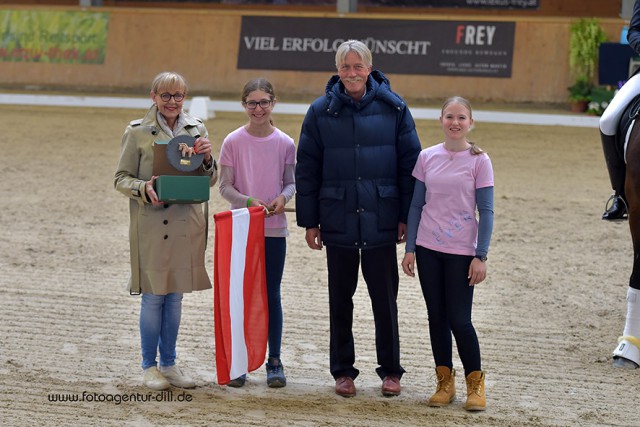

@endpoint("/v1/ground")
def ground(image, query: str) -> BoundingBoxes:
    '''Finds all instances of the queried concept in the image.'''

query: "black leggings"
[416,246,481,376]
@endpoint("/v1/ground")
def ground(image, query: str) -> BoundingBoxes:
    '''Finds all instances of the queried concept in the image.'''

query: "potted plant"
[586,84,617,115]
[567,76,593,112]
[567,18,607,112]
[569,18,607,81]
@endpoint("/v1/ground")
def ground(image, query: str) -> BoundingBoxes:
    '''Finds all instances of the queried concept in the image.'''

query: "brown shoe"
[381,375,401,396]
[428,366,456,407]
[465,370,486,411]
[335,376,356,398]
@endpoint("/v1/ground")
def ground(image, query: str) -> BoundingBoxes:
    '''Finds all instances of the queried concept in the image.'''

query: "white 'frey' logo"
[455,25,497,46]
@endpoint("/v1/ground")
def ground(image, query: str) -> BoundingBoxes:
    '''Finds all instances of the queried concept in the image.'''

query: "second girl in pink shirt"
[402,96,494,411]
[218,78,296,388]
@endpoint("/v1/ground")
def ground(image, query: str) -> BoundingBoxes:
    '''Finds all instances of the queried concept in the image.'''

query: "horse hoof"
[612,356,639,369]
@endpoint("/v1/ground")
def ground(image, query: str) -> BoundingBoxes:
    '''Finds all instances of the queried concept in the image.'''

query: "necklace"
[244,123,274,138]
[444,145,471,161]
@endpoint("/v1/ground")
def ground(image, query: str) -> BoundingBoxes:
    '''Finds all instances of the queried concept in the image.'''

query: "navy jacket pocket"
[319,186,346,233]
[377,184,399,230]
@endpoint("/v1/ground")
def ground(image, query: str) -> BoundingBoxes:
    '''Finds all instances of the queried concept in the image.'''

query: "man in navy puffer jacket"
[296,39,421,398]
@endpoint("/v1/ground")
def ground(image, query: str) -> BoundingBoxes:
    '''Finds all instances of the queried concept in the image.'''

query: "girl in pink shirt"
[218,78,296,388]
[402,96,494,412]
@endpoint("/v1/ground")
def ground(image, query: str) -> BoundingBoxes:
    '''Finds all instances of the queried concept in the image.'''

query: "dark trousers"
[326,244,405,380]
[415,246,481,376]
[265,237,286,360]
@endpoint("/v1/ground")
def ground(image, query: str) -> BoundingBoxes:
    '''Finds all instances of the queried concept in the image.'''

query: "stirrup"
[603,194,628,220]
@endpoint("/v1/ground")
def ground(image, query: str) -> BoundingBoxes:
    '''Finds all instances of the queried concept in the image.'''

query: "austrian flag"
[213,207,268,385]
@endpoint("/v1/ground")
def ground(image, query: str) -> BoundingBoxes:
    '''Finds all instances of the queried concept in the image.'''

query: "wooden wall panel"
[5,0,623,18]
[0,6,628,104]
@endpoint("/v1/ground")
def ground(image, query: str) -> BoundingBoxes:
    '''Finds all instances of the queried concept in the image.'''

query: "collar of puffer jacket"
[323,70,405,116]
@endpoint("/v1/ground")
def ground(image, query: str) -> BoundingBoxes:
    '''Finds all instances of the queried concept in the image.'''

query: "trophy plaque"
[166,134,204,172]
[152,135,210,203]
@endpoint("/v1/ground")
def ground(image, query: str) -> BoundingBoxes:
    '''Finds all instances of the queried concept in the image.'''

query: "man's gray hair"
[335,40,373,69]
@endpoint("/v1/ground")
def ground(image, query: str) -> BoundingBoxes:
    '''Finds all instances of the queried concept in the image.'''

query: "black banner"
[115,0,539,8]
[370,0,539,8]
[237,17,515,77]
[106,0,539,8]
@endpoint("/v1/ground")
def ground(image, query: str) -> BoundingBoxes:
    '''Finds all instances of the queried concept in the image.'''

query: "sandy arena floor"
[0,104,637,426]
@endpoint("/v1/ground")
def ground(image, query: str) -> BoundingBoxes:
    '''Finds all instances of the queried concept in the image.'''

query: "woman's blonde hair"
[150,71,187,95]
[441,96,485,155]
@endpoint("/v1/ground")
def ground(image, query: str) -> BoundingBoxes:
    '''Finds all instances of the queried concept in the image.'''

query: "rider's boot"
[601,131,627,220]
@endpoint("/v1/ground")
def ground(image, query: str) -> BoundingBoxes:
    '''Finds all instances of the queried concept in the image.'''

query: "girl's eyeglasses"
[244,100,272,110]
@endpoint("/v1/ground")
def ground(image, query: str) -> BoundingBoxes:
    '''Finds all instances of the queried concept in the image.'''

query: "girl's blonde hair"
[441,96,485,155]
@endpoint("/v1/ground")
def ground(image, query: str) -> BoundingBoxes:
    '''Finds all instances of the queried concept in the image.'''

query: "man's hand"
[305,227,323,250]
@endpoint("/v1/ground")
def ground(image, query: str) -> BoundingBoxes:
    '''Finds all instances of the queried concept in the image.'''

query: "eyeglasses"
[338,64,368,73]
[243,99,272,110]
[158,92,185,102]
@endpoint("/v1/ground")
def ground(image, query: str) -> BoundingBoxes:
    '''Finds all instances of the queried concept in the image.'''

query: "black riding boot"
[601,131,627,220]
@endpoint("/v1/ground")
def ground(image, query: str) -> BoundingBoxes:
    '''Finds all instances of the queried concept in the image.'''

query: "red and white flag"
[213,207,268,385]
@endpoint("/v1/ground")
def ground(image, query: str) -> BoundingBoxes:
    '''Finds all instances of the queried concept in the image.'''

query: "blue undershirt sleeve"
[476,186,494,258]
[405,179,426,253]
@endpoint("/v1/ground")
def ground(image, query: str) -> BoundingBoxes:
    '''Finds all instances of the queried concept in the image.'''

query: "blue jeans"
[139,293,183,370]
[265,237,286,360]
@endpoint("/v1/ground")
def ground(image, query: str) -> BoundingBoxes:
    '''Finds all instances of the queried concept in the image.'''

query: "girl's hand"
[401,252,416,277]
[267,195,286,216]
[247,197,267,209]
[468,258,487,286]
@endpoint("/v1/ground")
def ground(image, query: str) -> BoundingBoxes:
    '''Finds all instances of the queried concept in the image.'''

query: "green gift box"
[155,175,210,204]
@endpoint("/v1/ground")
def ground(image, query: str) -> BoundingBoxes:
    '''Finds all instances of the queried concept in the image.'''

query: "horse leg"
[612,283,640,368]
[613,124,640,368]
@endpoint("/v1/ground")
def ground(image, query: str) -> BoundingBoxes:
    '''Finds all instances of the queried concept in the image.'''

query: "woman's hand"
[468,258,487,286]
[194,136,212,163]
[145,176,163,206]
[401,252,415,277]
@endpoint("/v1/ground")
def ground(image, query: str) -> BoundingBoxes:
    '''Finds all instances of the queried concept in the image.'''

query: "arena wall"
[0,5,627,104]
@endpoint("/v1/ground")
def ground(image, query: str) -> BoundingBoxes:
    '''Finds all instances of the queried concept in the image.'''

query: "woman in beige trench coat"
[114,71,218,391]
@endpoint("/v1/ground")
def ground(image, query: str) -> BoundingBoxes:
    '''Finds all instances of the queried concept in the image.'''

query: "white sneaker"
[159,365,196,389]
[143,366,170,391]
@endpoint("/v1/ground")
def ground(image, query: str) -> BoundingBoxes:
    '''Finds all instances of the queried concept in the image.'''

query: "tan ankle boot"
[465,370,486,411]
[427,366,456,407]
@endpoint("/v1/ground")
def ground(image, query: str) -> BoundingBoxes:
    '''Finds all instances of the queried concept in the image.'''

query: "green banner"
[0,10,109,64]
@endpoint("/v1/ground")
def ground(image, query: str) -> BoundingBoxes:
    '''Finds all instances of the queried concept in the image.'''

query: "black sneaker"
[265,358,286,388]
[227,374,246,388]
